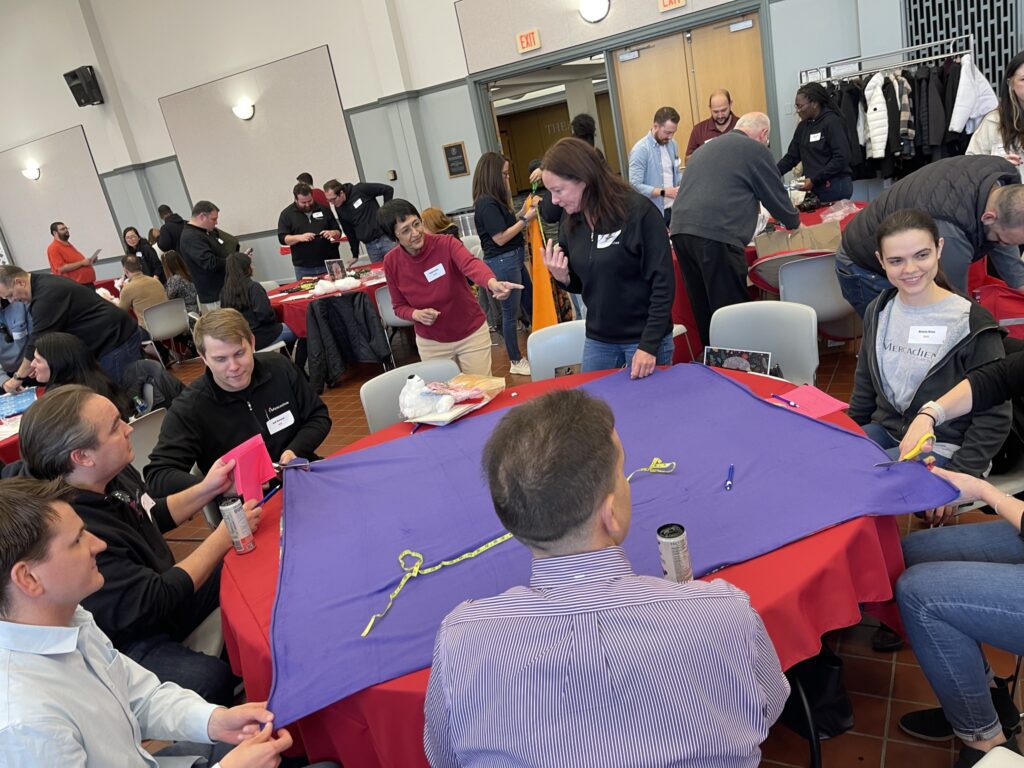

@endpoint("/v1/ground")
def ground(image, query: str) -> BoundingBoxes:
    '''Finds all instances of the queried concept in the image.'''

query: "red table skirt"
[0,430,20,464]
[269,279,383,338]
[220,368,904,767]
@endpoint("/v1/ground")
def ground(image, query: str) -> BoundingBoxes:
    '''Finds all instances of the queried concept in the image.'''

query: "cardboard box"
[754,220,842,260]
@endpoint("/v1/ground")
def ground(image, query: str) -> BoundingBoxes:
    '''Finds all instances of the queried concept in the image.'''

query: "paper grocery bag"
[755,220,842,259]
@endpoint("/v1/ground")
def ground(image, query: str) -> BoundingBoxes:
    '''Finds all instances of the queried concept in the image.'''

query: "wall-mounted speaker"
[63,66,104,107]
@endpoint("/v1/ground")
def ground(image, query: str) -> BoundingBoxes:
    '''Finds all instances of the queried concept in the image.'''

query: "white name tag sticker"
[596,231,622,249]
[352,198,364,209]
[267,410,295,435]
[810,132,822,142]
[424,263,446,282]
[140,493,157,515]
[312,211,324,219]
[909,326,947,344]
[217,238,224,244]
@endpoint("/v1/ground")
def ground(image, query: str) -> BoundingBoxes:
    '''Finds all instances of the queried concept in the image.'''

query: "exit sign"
[659,0,686,11]
[516,28,541,54]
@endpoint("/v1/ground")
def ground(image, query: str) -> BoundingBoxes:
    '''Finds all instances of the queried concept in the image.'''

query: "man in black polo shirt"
[18,384,261,705]
[324,177,396,264]
[179,200,228,311]
[0,265,142,392]
[277,183,342,280]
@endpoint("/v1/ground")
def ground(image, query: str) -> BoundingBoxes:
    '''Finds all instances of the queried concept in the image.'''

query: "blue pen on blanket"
[724,464,734,491]
[770,393,798,408]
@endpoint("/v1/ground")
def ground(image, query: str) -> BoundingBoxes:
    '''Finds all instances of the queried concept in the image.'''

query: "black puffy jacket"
[841,155,1020,274]
[306,292,392,392]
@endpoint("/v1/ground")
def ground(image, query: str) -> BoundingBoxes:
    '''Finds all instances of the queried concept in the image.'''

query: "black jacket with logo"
[157,213,186,253]
[335,182,394,257]
[178,223,227,303]
[144,352,331,495]
[277,202,341,268]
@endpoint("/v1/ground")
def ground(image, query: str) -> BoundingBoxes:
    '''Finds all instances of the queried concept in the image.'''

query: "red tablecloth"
[269,276,385,338]
[0,421,21,464]
[220,368,904,767]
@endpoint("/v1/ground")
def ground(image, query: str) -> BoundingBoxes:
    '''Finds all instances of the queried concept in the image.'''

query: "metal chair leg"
[793,676,823,768]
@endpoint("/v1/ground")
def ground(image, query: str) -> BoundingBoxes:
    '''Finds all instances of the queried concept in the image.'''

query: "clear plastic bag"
[820,199,860,223]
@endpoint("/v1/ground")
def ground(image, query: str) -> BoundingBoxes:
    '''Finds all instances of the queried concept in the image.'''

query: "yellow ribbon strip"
[626,457,677,483]
[361,456,675,636]
[361,532,514,636]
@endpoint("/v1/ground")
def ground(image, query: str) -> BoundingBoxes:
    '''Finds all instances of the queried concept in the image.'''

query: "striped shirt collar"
[528,546,634,589]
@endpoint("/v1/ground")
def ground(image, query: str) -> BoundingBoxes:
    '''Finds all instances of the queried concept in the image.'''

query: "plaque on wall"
[443,142,470,178]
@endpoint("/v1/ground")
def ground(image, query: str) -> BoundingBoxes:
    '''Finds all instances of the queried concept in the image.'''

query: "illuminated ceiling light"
[21,166,40,181]
[231,100,255,120]
[579,0,610,23]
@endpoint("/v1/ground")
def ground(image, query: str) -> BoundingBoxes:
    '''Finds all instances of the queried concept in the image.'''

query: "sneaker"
[871,624,905,652]
[955,737,1022,768]
[509,359,531,376]
[900,679,1022,743]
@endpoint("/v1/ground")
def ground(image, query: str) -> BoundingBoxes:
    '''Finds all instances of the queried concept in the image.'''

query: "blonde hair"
[193,308,254,355]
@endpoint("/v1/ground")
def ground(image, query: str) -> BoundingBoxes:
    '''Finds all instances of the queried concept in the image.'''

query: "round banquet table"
[268,274,386,338]
[219,368,905,767]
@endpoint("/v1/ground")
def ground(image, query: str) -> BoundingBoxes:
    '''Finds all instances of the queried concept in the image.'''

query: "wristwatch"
[518,215,527,225]
[658,188,666,197]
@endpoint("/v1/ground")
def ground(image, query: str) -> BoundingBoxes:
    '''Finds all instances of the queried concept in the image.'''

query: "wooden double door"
[612,11,768,165]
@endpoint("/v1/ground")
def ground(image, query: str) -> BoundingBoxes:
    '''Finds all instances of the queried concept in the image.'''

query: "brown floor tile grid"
[167,339,1024,767]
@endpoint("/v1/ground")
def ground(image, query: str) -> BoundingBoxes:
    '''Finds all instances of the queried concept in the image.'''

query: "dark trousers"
[671,233,749,348]
[99,326,143,383]
[121,570,237,705]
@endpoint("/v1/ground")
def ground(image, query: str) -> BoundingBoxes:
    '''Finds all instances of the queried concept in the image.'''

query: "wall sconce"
[579,0,610,23]
[231,100,255,121]
[21,166,41,181]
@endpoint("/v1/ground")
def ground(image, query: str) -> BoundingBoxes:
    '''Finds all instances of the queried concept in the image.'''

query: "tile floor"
[162,333,1022,767]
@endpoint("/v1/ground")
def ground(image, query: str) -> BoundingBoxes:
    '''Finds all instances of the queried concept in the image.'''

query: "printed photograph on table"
[324,259,346,280]
[703,347,772,375]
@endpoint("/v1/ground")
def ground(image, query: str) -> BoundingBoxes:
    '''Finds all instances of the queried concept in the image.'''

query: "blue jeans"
[581,332,674,372]
[294,264,325,280]
[485,247,532,362]
[860,422,951,467]
[835,253,894,318]
[897,521,1024,741]
[813,175,853,202]
[365,236,397,264]
[275,323,298,345]
[99,326,143,383]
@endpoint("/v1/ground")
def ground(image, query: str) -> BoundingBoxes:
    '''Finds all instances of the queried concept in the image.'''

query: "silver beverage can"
[657,523,693,583]
[219,497,256,554]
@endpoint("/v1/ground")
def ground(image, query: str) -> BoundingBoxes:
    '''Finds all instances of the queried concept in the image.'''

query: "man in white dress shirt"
[0,477,335,768]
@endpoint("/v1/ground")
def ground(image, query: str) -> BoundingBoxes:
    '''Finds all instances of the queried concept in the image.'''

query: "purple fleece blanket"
[268,365,957,725]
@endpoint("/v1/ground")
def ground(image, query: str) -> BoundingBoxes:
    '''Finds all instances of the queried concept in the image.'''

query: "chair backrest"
[461,234,481,253]
[375,285,414,329]
[359,358,461,433]
[527,320,586,382]
[778,254,855,324]
[709,302,819,385]
[748,249,832,295]
[470,244,484,260]
[259,279,280,291]
[975,746,1024,766]
[128,407,166,476]
[143,298,189,341]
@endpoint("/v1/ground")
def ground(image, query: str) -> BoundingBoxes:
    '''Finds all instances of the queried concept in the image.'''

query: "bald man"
[671,112,799,345]
[685,89,739,159]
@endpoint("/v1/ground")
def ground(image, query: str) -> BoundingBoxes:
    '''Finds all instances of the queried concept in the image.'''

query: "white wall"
[394,0,468,88]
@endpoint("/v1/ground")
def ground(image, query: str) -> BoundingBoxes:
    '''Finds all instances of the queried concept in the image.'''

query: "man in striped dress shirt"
[424,390,789,767]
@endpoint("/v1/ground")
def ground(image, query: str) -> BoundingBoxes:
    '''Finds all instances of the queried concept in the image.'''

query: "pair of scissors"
[873,432,936,467]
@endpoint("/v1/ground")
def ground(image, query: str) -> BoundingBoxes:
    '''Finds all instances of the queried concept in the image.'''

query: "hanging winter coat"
[950,53,999,134]
[864,73,889,159]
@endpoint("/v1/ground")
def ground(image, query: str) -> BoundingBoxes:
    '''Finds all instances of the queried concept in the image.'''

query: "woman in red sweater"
[380,200,521,376]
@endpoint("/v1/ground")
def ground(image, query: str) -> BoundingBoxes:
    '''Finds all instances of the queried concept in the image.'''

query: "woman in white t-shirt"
[848,208,1010,480]
[966,51,1024,179]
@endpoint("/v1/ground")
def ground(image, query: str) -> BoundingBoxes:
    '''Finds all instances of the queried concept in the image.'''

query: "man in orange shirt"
[46,221,97,288]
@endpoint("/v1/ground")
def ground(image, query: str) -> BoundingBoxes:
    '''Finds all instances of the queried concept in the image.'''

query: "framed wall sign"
[443,141,469,178]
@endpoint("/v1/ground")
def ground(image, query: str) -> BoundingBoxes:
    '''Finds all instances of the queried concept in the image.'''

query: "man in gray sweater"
[671,112,800,346]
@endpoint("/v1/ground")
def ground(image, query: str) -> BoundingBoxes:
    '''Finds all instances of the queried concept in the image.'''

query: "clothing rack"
[799,34,974,84]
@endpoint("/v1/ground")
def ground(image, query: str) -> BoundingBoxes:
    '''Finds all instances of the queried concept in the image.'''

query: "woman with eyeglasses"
[380,199,522,376]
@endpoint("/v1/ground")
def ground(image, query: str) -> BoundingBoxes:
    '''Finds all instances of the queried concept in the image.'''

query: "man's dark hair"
[293,182,313,199]
[323,179,343,195]
[482,390,618,549]
[378,199,421,241]
[50,221,64,235]
[0,265,28,288]
[993,184,1024,230]
[157,204,172,217]
[191,200,219,217]
[653,106,680,125]
[20,385,102,480]
[0,477,78,616]
[570,113,597,145]
[296,172,314,185]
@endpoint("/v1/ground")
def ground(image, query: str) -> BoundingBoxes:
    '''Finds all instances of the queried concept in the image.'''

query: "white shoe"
[509,358,531,376]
